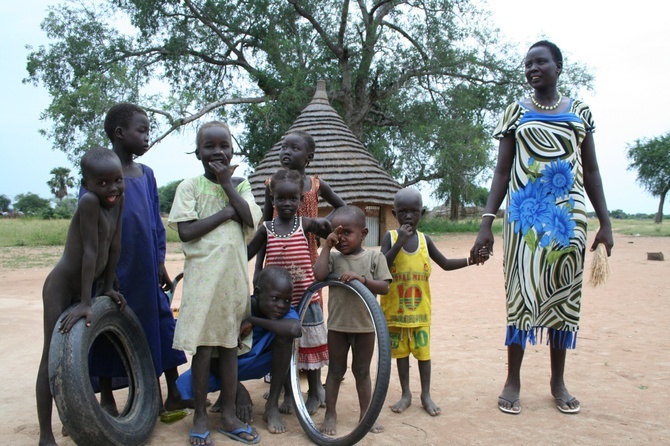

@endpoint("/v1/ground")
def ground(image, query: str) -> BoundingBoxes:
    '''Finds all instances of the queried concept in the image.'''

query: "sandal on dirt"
[555,397,580,414]
[498,396,521,414]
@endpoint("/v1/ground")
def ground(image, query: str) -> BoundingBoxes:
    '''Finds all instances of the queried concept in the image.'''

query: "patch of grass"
[604,219,670,237]
[418,217,503,235]
[0,219,70,247]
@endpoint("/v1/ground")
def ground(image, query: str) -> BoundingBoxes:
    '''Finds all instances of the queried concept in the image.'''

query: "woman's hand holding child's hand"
[473,247,491,265]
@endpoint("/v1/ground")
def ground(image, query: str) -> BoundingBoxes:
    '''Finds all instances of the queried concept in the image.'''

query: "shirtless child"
[36,147,126,446]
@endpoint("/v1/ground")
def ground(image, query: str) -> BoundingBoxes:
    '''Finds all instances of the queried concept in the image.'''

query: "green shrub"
[417,217,503,235]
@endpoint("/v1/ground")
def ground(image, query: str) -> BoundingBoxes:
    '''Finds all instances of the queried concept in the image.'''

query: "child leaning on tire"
[380,187,489,417]
[37,147,126,446]
[312,205,392,436]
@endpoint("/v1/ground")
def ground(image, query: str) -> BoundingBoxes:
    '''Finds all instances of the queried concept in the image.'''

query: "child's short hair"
[104,103,147,142]
[287,130,316,155]
[195,121,231,150]
[269,169,303,195]
[81,146,120,178]
[257,266,293,294]
[331,205,366,228]
[394,187,423,207]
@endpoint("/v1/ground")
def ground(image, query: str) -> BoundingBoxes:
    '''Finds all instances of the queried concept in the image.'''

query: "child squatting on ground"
[37,147,126,446]
[313,205,392,436]
[380,187,489,417]
[260,130,345,414]
[91,103,190,417]
[175,266,303,435]
[248,169,333,415]
[168,121,262,445]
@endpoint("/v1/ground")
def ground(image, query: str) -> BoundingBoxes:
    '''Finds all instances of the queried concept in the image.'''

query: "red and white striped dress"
[264,217,328,368]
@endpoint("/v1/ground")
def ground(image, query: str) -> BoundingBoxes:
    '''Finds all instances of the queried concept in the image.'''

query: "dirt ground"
[2,233,669,445]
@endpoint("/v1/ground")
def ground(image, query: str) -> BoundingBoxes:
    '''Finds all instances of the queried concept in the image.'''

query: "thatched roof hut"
[248,80,401,245]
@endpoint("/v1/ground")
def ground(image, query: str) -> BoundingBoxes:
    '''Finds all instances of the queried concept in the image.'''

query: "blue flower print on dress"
[507,179,554,236]
[543,204,576,248]
[540,160,574,199]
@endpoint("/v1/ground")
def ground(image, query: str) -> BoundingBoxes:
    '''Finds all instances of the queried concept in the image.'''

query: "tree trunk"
[655,188,668,223]
[449,197,460,221]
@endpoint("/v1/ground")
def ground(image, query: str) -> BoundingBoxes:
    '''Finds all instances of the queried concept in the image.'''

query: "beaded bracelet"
[481,213,497,219]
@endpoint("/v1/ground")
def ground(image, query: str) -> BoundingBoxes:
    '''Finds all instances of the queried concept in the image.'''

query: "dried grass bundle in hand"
[589,243,610,287]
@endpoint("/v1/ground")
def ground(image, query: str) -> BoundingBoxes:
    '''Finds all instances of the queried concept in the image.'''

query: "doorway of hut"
[364,205,380,246]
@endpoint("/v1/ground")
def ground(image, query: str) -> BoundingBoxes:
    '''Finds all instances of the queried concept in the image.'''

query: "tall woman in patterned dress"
[470,41,613,415]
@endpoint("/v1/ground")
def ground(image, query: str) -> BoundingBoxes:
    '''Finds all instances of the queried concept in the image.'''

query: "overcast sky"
[1,0,667,215]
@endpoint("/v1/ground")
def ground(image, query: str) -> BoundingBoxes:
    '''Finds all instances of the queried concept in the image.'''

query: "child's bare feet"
[421,394,441,416]
[210,393,222,413]
[319,412,337,435]
[305,390,321,415]
[369,422,384,433]
[263,403,287,434]
[390,393,412,413]
[278,395,294,414]
[236,387,254,422]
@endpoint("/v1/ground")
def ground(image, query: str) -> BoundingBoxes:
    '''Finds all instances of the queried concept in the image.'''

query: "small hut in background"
[248,80,401,246]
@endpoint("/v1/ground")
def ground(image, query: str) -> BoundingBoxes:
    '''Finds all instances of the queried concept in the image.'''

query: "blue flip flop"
[189,429,212,445]
[218,425,260,444]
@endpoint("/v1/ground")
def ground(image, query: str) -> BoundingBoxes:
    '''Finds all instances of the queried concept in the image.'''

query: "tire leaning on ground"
[49,295,160,446]
[290,275,391,446]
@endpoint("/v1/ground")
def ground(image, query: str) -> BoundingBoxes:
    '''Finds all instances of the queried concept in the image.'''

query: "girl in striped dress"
[248,169,332,415]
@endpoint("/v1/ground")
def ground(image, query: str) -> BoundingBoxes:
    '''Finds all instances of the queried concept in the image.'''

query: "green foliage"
[0,195,10,212]
[13,192,51,215]
[26,0,594,203]
[627,131,670,222]
[158,180,182,215]
[53,197,77,219]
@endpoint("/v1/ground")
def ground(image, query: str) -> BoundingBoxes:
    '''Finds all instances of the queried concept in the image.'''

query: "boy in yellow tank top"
[381,188,488,416]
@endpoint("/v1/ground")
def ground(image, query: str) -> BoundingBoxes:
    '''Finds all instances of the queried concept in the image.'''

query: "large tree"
[14,193,52,215]
[47,167,75,202]
[25,0,592,214]
[627,132,670,223]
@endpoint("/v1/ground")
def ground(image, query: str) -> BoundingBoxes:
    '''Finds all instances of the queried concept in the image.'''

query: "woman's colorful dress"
[493,99,595,349]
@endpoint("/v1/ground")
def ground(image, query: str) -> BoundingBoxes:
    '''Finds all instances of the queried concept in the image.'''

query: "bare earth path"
[1,233,669,445]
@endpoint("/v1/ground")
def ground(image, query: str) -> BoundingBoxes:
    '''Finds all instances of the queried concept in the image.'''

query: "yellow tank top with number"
[382,230,432,327]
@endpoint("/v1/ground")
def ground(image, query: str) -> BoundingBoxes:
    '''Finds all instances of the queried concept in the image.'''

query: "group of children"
[37,103,488,446]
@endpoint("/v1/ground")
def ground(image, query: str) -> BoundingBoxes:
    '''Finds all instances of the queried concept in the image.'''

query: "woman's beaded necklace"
[270,216,299,238]
[531,92,562,111]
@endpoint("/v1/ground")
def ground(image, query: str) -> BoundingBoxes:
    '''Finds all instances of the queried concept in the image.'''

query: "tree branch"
[150,95,268,147]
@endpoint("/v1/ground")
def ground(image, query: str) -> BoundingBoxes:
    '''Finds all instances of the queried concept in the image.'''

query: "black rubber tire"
[290,275,391,446]
[49,295,160,446]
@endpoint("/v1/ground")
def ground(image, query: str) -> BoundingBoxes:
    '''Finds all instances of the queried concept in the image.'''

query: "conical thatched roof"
[248,80,401,207]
